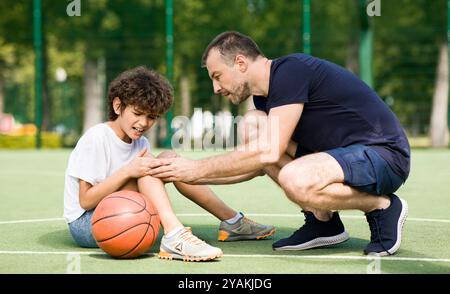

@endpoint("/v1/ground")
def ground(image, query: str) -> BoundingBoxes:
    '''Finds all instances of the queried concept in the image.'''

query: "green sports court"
[1,0,450,276]
[0,149,449,274]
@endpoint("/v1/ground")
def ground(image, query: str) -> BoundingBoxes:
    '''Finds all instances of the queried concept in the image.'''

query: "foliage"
[0,0,447,139]
[0,132,62,149]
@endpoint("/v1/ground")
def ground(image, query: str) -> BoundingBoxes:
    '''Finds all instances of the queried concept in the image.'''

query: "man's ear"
[235,54,248,72]
[112,97,121,115]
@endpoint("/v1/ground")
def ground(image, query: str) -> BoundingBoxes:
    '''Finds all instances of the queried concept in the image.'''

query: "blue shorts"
[68,210,98,248]
[325,145,405,196]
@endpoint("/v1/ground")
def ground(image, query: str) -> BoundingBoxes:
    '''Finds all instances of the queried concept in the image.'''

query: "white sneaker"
[159,227,223,262]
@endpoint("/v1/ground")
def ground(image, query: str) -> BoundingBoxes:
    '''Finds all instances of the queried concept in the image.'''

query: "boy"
[63,66,275,261]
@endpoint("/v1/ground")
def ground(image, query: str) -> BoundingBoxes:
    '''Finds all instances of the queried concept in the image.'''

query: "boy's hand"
[125,148,160,178]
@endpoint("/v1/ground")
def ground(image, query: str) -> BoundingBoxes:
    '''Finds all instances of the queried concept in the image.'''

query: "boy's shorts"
[325,144,405,196]
[68,210,98,248]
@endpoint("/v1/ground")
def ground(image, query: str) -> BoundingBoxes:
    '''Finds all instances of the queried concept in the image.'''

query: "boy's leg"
[157,150,275,241]
[137,176,183,234]
[68,210,98,248]
[137,175,223,261]
[158,150,237,221]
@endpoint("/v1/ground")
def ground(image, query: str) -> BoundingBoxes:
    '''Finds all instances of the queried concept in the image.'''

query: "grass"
[0,148,449,273]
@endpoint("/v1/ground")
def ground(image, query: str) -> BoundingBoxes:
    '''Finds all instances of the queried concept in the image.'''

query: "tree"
[430,42,449,147]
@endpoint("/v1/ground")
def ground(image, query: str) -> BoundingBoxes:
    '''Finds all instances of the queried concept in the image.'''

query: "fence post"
[33,0,43,148]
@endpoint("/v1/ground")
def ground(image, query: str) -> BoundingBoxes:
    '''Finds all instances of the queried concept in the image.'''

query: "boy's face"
[113,98,156,142]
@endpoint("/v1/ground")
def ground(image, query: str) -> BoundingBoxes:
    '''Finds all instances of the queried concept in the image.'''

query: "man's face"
[206,49,251,105]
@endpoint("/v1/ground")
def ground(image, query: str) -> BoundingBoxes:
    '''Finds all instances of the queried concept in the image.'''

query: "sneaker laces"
[301,210,314,224]
[290,210,313,234]
[242,217,257,225]
[179,228,204,246]
[367,212,391,255]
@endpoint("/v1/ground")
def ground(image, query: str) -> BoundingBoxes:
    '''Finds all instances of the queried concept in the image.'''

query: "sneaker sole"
[365,198,408,257]
[272,231,350,251]
[218,228,276,242]
[158,250,223,262]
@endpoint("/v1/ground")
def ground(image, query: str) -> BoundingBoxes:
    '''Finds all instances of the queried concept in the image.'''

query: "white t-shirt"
[63,123,150,223]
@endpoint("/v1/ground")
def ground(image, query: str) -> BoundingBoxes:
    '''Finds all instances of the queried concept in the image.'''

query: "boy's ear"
[112,97,121,114]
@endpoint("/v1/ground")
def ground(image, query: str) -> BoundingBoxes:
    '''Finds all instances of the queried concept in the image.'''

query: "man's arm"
[192,170,265,185]
[198,103,303,178]
[150,104,303,183]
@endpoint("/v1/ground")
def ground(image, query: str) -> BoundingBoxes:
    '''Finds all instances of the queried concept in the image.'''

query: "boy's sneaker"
[218,214,276,241]
[272,211,349,250]
[364,194,408,256]
[159,227,223,262]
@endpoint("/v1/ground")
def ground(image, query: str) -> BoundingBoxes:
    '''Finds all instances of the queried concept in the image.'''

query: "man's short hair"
[201,31,264,67]
[107,66,173,121]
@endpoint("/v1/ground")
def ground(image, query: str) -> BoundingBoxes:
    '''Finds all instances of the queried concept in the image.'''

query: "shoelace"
[179,228,204,245]
[242,217,258,225]
[367,213,391,255]
[290,210,313,234]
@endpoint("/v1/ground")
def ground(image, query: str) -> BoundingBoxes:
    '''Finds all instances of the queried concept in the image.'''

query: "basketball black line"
[108,194,158,218]
[92,205,145,225]
[92,194,147,225]
[118,220,156,258]
[96,221,151,243]
[91,195,159,225]
[135,194,159,218]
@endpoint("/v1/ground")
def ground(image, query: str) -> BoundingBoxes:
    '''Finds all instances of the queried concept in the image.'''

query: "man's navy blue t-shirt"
[253,54,410,180]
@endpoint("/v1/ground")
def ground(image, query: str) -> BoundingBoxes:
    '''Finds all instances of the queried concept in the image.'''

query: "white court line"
[0,250,449,263]
[0,217,64,225]
[1,214,450,225]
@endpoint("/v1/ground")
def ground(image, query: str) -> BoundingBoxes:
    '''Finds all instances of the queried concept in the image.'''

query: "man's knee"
[238,110,268,144]
[278,161,319,205]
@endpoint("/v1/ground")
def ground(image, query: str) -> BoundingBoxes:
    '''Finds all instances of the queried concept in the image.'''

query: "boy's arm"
[78,148,151,210]
[78,166,132,210]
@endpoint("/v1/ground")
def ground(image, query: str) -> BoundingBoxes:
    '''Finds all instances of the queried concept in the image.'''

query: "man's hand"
[148,157,201,183]
[124,148,160,178]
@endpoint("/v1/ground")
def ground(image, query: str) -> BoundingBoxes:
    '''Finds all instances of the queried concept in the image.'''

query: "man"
[150,31,410,256]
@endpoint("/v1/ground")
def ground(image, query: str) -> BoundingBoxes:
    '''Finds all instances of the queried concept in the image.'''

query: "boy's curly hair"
[107,66,173,120]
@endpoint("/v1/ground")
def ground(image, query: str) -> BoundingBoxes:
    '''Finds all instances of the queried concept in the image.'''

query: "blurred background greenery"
[0,0,448,148]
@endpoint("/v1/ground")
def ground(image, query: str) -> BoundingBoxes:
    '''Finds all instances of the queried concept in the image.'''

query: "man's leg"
[157,150,275,241]
[277,152,390,213]
[238,110,349,250]
[240,110,333,221]
[277,149,408,256]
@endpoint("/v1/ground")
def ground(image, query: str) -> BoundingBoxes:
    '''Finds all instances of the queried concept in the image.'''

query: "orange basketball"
[91,190,160,259]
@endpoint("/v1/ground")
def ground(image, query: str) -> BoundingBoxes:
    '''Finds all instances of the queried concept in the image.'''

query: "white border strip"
[0,250,448,263]
[1,213,450,225]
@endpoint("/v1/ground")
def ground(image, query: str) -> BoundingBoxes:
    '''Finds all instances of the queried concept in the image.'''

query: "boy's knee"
[157,150,179,159]
[120,179,138,192]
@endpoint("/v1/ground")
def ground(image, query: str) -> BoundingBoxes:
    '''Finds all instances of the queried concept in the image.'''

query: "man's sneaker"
[272,211,349,250]
[159,227,223,262]
[218,214,276,241]
[364,194,408,256]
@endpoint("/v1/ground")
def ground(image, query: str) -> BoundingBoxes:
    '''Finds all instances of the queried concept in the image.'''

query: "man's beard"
[229,82,251,105]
